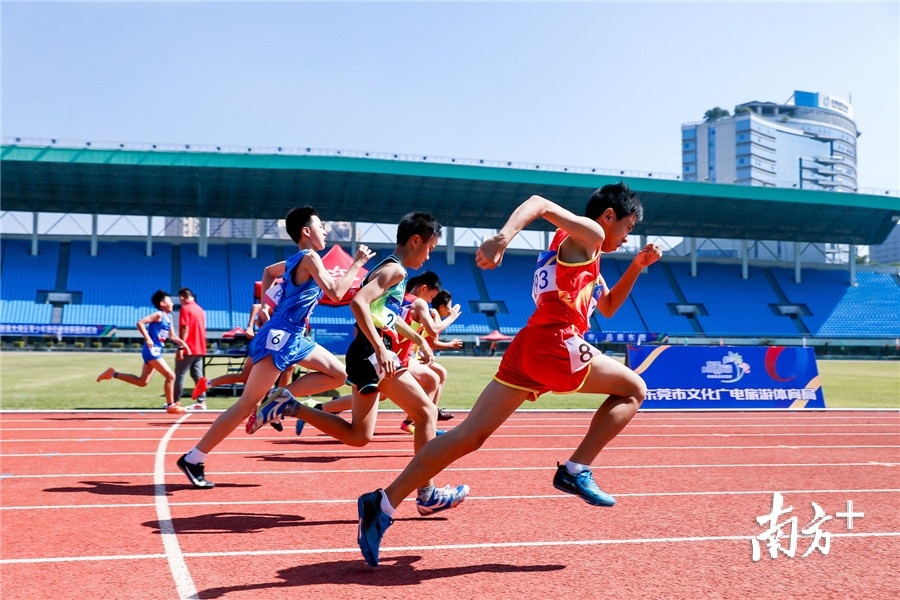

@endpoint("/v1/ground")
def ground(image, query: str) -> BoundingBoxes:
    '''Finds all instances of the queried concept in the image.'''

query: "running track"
[1,410,898,599]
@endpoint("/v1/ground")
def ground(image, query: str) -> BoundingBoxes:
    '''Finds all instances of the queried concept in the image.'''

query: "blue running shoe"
[400,420,446,436]
[415,484,470,516]
[246,387,295,434]
[552,463,616,506]
[357,490,393,567]
[294,398,320,436]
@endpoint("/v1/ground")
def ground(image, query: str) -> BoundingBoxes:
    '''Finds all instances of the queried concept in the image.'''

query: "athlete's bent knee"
[345,431,375,447]
[406,402,437,427]
[633,378,647,404]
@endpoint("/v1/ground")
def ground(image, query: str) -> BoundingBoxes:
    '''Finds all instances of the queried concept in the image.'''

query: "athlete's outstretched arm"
[597,244,662,318]
[476,195,604,269]
[305,245,375,302]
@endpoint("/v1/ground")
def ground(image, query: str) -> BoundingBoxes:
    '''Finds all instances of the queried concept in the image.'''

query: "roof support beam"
[446,226,455,265]
[199,217,208,258]
[91,214,98,256]
[145,216,152,257]
[31,212,38,256]
[690,237,697,277]
[741,239,749,279]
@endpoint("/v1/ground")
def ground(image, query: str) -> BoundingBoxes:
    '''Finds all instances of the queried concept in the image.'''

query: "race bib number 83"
[532,262,559,303]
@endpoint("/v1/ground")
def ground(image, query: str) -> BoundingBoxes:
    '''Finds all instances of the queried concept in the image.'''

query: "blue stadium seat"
[770,267,848,335]
[622,258,695,335]
[672,263,797,336]
[0,239,60,301]
[68,241,171,306]
[479,253,535,334]
[422,251,491,334]
[0,300,53,324]
[179,243,230,316]
[814,272,900,338]
[5,239,896,340]
[224,243,280,328]
[595,256,650,333]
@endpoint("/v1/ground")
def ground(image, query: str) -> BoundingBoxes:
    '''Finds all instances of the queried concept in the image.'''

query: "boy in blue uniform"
[97,290,190,414]
[249,212,469,516]
[176,206,373,489]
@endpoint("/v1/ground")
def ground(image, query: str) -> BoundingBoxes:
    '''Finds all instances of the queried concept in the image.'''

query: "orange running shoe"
[191,377,210,401]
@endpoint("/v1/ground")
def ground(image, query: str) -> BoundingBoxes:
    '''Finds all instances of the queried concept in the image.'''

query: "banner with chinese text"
[585,331,663,345]
[626,345,825,409]
[310,323,356,355]
[0,324,117,337]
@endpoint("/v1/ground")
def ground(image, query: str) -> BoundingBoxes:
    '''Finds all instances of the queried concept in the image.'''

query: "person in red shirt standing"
[175,288,208,409]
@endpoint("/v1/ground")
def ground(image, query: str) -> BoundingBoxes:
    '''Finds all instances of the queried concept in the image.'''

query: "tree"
[703,107,731,122]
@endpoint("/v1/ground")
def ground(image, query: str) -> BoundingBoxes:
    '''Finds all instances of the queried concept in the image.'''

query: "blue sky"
[3,1,898,192]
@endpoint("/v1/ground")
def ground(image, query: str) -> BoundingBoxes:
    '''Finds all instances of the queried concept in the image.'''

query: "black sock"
[282,400,301,418]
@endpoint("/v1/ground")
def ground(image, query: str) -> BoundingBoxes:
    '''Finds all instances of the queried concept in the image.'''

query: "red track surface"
[1,409,898,599]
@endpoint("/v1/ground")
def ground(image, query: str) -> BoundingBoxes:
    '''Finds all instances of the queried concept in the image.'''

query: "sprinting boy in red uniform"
[357,182,662,566]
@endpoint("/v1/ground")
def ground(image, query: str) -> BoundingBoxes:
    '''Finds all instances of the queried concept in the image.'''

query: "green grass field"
[1,351,897,411]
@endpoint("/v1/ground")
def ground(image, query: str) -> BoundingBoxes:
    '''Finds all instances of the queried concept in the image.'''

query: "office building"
[681,91,862,264]
[682,90,858,191]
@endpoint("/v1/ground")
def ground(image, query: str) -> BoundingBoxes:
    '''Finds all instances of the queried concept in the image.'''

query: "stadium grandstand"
[2,139,899,357]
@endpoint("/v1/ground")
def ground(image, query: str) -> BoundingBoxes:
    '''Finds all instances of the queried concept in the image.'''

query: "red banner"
[319,244,369,307]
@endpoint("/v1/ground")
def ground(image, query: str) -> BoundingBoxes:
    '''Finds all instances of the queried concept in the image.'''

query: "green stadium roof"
[2,143,898,245]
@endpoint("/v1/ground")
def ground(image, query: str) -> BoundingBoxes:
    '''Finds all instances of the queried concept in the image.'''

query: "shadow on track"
[198,556,565,597]
[44,480,259,496]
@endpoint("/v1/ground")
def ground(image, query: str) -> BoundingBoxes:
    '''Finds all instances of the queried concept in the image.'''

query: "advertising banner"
[626,345,825,409]
[0,323,117,337]
[585,331,663,345]
[310,323,356,355]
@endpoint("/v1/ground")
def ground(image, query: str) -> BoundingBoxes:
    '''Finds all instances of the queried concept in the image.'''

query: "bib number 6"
[265,328,290,352]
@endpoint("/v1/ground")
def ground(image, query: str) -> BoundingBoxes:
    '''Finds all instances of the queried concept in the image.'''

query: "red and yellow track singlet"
[394,292,423,367]
[528,229,603,335]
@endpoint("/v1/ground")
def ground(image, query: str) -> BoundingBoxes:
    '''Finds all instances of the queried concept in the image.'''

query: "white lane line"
[3,417,899,430]
[3,443,899,458]
[3,432,898,445]
[2,420,899,431]
[3,461,897,480]
[153,414,198,600]
[3,531,898,565]
[3,488,899,511]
